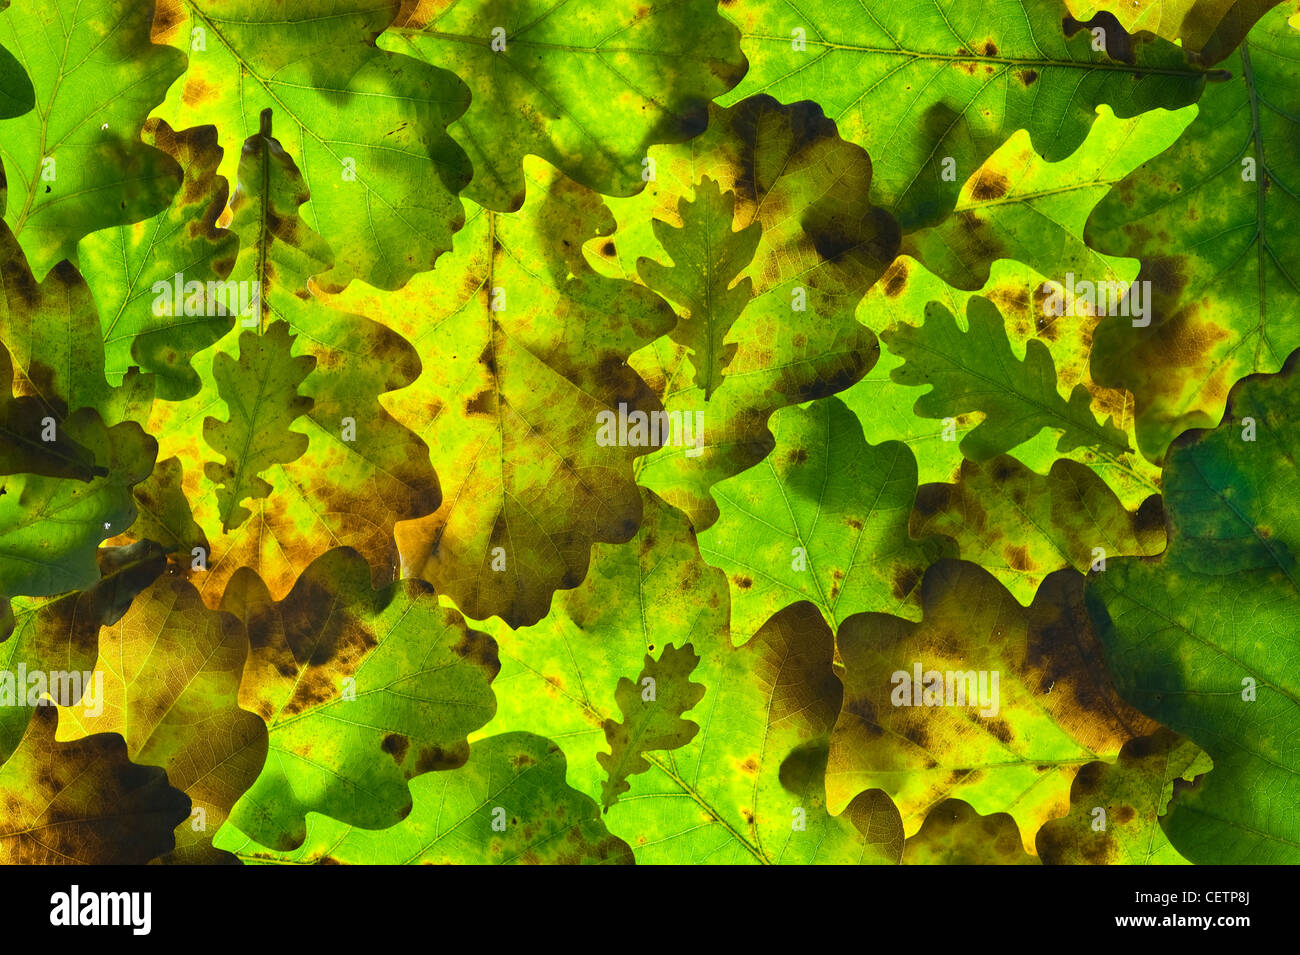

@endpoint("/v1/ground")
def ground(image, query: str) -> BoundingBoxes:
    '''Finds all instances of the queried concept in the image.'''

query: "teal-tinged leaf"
[1085,353,1300,863]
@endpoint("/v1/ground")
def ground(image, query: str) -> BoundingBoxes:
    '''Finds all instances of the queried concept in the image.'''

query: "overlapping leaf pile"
[0,0,1295,865]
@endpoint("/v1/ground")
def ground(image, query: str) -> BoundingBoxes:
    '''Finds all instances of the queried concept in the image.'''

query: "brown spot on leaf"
[1082,834,1117,864]
[182,78,217,108]
[1004,544,1032,571]
[464,388,494,416]
[151,0,183,41]
[971,170,1010,201]
[381,734,409,762]
[883,259,909,298]
[986,718,1014,743]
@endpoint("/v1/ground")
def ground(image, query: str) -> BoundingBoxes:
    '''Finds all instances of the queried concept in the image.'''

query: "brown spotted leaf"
[146,112,441,606]
[602,96,898,530]
[1084,4,1300,459]
[150,0,473,291]
[1064,0,1287,60]
[903,798,1039,864]
[1037,729,1211,864]
[1,540,166,760]
[720,0,1210,234]
[121,455,208,563]
[0,705,190,864]
[220,547,499,851]
[55,565,268,865]
[912,455,1165,604]
[320,158,677,628]
[828,559,1157,850]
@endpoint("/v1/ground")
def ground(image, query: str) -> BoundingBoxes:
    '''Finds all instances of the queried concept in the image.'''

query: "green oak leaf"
[322,157,676,628]
[719,0,1210,233]
[846,104,1185,502]
[152,0,472,291]
[1084,354,1300,863]
[699,396,955,643]
[0,223,115,422]
[1084,3,1300,460]
[0,705,190,863]
[123,455,208,562]
[1036,729,1211,864]
[220,547,499,851]
[479,488,904,864]
[214,733,634,865]
[385,0,748,212]
[904,799,1040,864]
[0,408,155,638]
[150,112,441,604]
[900,105,1193,292]
[203,321,315,533]
[882,296,1132,461]
[599,642,706,810]
[829,559,1157,848]
[1,540,165,760]
[0,0,184,277]
[78,121,238,402]
[638,176,761,400]
[601,95,898,530]
[0,164,159,431]
[56,566,267,865]
[849,256,1162,508]
[912,455,1164,604]
[605,599,905,863]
